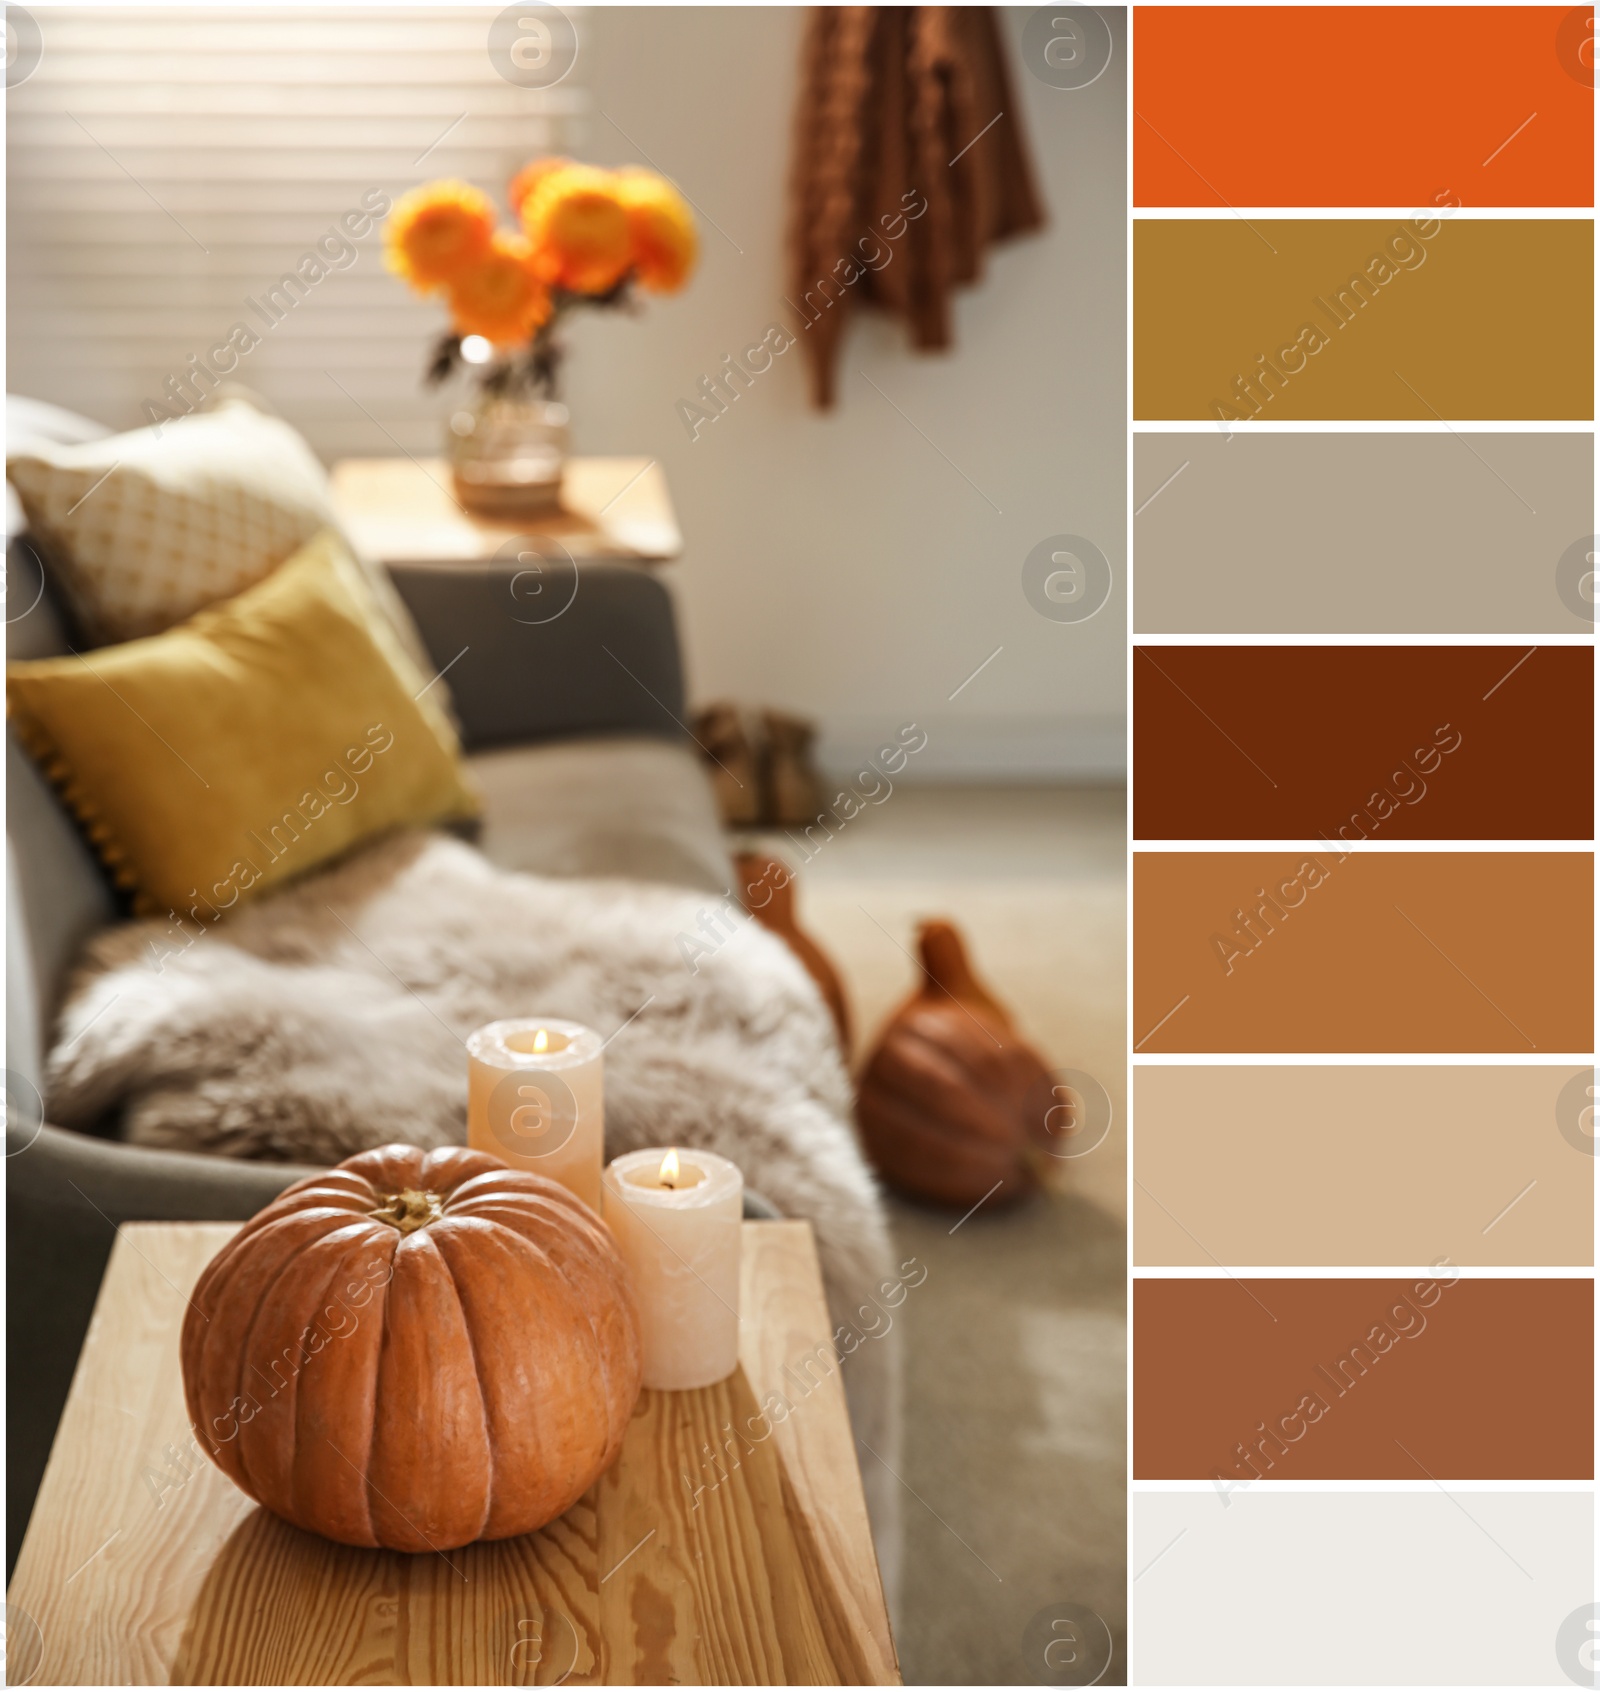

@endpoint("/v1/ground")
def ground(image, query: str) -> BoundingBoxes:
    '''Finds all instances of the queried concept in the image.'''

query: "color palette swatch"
[1131,8,1594,1682]
[1131,1492,1594,1685]
[1135,1066,1595,1266]
[1136,1278,1594,1479]
[1134,645,1593,839]
[1134,851,1592,1051]
[1133,432,1595,634]
[1134,219,1593,421]
[1135,8,1595,207]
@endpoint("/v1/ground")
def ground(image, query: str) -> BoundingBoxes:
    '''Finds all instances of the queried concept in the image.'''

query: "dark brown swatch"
[1134,646,1593,839]
[1134,851,1592,1052]
[1134,220,1594,420]
[1134,1278,1594,1480]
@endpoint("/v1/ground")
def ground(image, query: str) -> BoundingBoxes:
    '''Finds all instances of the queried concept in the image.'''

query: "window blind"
[6,6,586,460]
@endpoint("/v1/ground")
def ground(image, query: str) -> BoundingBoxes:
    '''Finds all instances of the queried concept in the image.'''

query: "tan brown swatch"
[1134,1278,1594,1479]
[1134,220,1593,420]
[1134,852,1592,1052]
[1134,1066,1595,1266]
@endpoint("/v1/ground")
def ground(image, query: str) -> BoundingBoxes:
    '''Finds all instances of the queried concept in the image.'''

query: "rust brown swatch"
[1134,1278,1594,1480]
[1134,219,1593,420]
[1134,646,1593,839]
[1134,852,1592,1052]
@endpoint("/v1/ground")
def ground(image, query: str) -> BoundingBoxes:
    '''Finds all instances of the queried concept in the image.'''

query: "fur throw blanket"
[46,830,901,1588]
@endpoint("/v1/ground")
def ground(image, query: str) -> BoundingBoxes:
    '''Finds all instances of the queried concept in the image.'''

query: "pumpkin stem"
[917,919,1010,1026]
[370,1188,443,1234]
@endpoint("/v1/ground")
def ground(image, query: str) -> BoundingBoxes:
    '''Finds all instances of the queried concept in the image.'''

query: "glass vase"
[447,392,569,517]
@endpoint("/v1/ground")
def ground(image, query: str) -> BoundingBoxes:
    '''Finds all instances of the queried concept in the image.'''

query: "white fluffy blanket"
[45,829,901,1587]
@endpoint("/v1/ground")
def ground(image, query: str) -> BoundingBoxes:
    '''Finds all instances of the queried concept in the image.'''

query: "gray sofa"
[6,399,731,1568]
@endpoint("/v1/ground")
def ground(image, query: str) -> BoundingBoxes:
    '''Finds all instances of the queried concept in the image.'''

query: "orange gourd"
[180,1145,641,1552]
[733,851,852,1052]
[856,920,1056,1208]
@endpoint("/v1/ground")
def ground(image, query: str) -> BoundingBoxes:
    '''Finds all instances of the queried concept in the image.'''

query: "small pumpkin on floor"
[180,1145,641,1552]
[856,920,1057,1209]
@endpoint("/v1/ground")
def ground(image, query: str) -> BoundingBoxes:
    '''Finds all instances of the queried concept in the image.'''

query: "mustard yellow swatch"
[1135,218,1593,420]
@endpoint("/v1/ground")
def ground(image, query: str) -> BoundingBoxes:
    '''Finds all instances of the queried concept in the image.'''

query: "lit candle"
[602,1147,742,1390]
[466,1018,604,1211]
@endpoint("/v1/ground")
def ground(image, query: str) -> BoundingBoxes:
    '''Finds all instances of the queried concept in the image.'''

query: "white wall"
[6,4,1126,781]
[564,6,1127,781]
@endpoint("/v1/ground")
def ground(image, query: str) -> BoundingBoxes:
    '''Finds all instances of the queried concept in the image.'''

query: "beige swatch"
[1133,432,1594,634]
[1135,1065,1593,1266]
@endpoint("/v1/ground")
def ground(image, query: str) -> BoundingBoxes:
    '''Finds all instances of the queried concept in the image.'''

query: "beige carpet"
[744,786,1126,1686]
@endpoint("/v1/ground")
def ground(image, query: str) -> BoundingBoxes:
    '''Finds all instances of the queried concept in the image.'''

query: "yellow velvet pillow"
[8,528,480,919]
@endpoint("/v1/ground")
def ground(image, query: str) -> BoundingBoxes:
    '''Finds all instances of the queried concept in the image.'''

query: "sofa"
[5,397,735,1567]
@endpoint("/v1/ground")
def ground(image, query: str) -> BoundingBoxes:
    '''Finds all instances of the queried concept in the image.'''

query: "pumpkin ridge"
[427,1235,497,1546]
[238,1222,394,1511]
[230,1219,395,1502]
[419,1144,504,1196]
[454,1212,627,1478]
[189,1211,368,1487]
[429,1218,593,1537]
[219,1195,377,1260]
[365,1227,493,1548]
[289,1225,397,1546]
[440,1168,544,1210]
[359,1224,401,1548]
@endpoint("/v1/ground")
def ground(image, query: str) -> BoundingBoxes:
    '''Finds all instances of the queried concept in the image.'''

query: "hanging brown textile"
[787,7,1046,408]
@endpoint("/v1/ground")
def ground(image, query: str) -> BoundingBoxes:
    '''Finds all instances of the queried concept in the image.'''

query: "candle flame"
[532,1028,549,1053]
[659,1147,680,1187]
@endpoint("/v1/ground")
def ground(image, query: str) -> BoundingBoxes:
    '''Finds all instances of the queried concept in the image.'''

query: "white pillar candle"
[602,1147,743,1390]
[466,1018,604,1211]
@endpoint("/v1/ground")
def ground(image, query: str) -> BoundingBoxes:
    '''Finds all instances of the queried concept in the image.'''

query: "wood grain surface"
[7,1221,897,1686]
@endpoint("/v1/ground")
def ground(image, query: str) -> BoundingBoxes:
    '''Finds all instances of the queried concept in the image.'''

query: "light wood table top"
[8,1220,897,1686]
[330,457,681,567]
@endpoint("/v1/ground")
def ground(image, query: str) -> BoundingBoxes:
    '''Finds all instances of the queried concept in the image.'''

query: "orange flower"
[384,180,496,293]
[615,168,698,294]
[508,156,571,218]
[447,231,552,346]
[521,164,633,295]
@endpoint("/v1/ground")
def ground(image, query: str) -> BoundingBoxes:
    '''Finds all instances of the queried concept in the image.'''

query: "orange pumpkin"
[181,1145,642,1552]
[856,920,1057,1208]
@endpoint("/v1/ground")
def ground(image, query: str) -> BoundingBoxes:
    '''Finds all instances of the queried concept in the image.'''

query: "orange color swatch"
[1135,8,1594,208]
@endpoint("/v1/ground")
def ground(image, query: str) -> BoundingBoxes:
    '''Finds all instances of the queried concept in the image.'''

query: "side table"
[329,457,682,568]
[7,1220,898,1685]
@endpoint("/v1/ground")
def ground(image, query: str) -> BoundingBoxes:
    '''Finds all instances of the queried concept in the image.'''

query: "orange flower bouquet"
[384,160,696,511]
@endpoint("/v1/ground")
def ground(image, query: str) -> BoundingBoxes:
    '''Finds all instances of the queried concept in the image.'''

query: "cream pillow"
[7,398,336,644]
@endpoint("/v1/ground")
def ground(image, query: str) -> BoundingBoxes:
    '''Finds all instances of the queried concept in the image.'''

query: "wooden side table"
[7,1221,897,1686]
[329,458,682,568]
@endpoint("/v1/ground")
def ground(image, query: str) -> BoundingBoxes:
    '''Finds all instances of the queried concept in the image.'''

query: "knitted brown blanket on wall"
[787,6,1046,408]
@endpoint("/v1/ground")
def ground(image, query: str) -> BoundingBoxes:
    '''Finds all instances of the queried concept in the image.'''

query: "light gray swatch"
[1134,432,1594,634]
[1131,1490,1594,1684]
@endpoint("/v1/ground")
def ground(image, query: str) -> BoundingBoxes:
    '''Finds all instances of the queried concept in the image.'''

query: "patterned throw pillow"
[6,399,336,644]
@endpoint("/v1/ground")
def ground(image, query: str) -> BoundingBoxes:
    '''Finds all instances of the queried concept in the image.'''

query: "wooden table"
[330,457,682,567]
[7,1221,897,1686]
